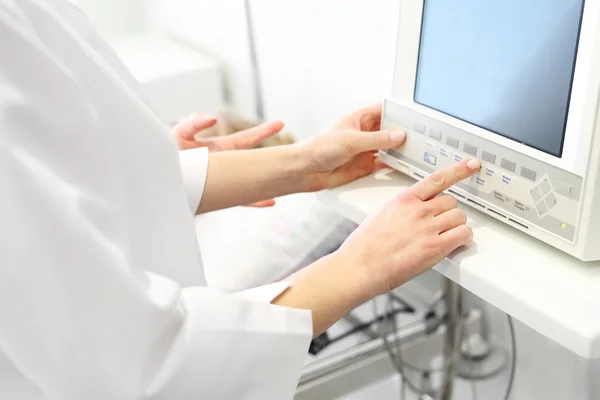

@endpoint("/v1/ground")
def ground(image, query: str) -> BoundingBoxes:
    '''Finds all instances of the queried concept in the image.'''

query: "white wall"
[153,0,399,139]
[150,0,258,120]
[250,0,400,138]
[76,0,148,38]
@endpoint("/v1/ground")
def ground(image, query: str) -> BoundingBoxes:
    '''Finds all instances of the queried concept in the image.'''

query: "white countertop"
[318,168,600,359]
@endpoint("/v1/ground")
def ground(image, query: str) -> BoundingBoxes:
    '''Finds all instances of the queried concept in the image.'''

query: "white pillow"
[195,192,357,292]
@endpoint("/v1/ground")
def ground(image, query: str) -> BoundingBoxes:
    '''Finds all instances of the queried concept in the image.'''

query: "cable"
[374,294,517,400]
[374,295,444,398]
[372,297,435,397]
[503,315,516,400]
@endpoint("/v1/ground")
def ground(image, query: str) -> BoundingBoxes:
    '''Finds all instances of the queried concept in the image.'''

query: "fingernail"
[390,130,406,142]
[467,159,481,170]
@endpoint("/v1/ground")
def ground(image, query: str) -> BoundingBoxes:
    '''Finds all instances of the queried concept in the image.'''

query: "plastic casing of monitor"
[380,0,600,261]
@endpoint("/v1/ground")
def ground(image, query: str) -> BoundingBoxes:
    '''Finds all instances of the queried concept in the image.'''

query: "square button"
[536,199,548,215]
[520,167,537,181]
[545,193,557,208]
[555,180,572,196]
[482,150,496,164]
[464,143,478,156]
[501,159,516,172]
[424,152,437,166]
[413,122,426,134]
[540,178,551,195]
[446,137,459,148]
[429,129,442,141]
[531,186,543,202]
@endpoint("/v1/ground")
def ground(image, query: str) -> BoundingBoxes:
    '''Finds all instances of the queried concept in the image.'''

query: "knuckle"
[429,171,446,188]
[448,195,459,208]
[462,225,474,242]
[441,194,458,209]
[458,210,468,224]
[395,192,416,205]
[423,237,443,257]
[452,164,463,179]
[413,204,430,219]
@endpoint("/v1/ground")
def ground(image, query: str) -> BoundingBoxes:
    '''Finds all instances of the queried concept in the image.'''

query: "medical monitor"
[380,0,600,260]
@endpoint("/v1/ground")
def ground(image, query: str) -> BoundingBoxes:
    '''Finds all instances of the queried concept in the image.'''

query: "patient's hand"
[173,113,284,151]
[173,113,284,207]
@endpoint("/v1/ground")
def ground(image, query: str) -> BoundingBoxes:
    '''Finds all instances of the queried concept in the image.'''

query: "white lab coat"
[0,1,312,399]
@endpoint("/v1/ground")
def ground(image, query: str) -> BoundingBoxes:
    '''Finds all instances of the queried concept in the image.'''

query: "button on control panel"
[555,180,572,196]
[446,137,459,148]
[464,143,478,156]
[530,177,557,216]
[482,150,496,163]
[413,122,426,134]
[521,167,537,181]
[429,129,442,141]
[380,100,582,242]
[501,158,516,172]
[424,152,437,166]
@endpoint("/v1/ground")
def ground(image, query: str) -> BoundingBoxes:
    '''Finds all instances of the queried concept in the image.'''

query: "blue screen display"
[415,0,585,157]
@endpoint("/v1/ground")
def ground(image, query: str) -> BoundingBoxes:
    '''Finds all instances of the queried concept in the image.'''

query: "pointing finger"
[410,159,481,201]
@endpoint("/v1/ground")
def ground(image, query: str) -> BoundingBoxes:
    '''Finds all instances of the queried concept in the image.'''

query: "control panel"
[380,100,583,241]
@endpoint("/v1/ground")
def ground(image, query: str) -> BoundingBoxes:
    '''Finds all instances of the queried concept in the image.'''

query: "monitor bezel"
[390,0,600,177]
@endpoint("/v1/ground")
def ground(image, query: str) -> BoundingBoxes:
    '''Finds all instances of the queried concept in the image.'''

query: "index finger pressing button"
[410,159,481,201]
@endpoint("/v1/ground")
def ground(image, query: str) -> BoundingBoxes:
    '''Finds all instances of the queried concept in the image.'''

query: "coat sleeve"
[178,147,210,214]
[0,5,312,400]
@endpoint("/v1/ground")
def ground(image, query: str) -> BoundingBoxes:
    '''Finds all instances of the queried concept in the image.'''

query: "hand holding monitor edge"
[384,0,600,261]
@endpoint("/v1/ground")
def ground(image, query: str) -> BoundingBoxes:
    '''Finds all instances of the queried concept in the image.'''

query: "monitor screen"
[414,0,585,157]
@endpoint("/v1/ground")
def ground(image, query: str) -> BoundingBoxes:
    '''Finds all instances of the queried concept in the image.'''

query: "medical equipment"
[379,0,600,260]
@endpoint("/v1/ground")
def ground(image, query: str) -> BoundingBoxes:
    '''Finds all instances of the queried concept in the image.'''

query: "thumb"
[345,128,406,153]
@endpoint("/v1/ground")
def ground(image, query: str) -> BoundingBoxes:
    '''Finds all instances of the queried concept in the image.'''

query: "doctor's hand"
[340,158,481,300]
[299,103,407,191]
[174,113,284,207]
[274,159,480,335]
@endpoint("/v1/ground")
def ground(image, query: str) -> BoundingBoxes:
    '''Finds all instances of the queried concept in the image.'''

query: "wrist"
[286,142,319,193]
[327,249,380,308]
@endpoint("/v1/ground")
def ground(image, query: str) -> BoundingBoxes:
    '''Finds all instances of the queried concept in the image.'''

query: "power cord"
[373,294,444,398]
[503,315,516,400]
[373,294,517,400]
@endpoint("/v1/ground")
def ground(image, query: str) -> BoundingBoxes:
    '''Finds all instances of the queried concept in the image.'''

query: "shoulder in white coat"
[0,1,312,399]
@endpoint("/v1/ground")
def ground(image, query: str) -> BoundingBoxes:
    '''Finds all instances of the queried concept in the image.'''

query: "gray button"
[481,150,496,164]
[446,136,459,148]
[413,122,426,134]
[536,199,548,215]
[555,180,572,196]
[521,167,537,181]
[463,143,478,156]
[429,129,442,141]
[540,178,551,195]
[501,158,516,172]
[545,193,557,209]
[531,186,543,202]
